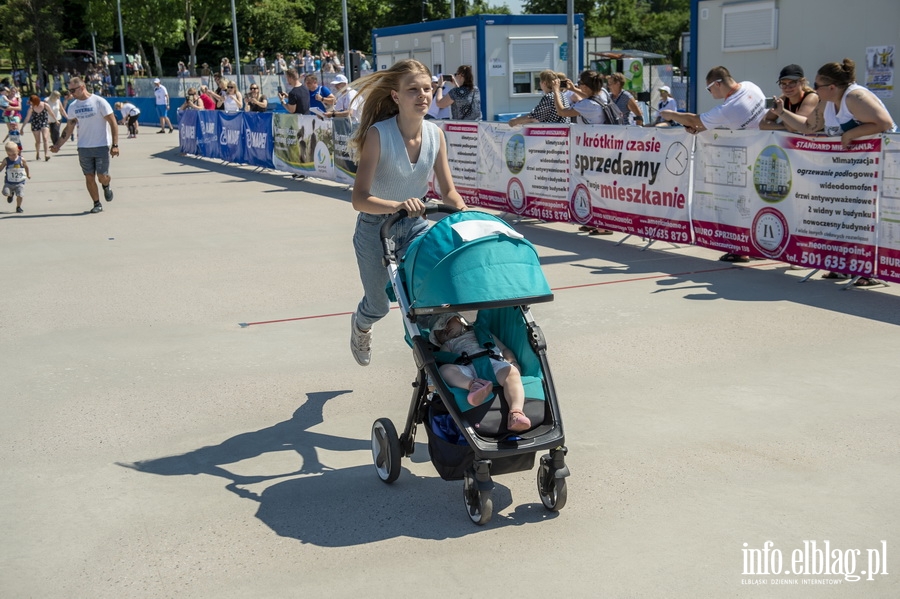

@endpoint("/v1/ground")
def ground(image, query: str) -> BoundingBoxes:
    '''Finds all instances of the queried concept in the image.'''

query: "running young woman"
[348,59,467,366]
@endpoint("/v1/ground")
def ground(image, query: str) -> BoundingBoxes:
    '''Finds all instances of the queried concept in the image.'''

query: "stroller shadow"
[121,389,555,546]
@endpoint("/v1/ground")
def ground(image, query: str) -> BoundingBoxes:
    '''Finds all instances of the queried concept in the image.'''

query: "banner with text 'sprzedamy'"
[569,125,692,241]
[692,130,879,278]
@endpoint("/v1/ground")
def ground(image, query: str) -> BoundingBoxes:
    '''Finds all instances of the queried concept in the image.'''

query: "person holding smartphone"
[435,65,481,121]
[427,76,451,119]
[278,69,310,115]
[760,64,819,133]
[244,84,268,112]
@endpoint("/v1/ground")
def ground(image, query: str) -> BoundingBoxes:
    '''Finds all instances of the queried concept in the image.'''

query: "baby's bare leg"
[496,364,524,411]
[438,364,474,389]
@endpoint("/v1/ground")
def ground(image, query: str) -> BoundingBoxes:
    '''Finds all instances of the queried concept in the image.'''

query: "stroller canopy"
[401,211,553,313]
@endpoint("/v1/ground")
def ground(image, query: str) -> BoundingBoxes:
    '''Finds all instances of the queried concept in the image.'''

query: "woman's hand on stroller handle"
[397,197,428,218]
[393,199,461,220]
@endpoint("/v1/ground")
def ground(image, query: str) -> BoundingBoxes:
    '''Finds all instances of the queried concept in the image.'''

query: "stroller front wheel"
[537,454,568,511]
[371,418,402,483]
[463,468,493,525]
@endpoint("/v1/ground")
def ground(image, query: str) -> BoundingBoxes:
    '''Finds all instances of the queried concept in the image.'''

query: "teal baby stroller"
[370,206,569,525]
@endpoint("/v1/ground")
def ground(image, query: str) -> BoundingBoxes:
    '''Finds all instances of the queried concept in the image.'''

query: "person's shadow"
[121,390,554,545]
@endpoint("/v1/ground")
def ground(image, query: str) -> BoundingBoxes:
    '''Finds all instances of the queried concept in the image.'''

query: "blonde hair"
[114,102,123,110]
[350,59,432,155]
[538,70,558,86]
[5,141,18,153]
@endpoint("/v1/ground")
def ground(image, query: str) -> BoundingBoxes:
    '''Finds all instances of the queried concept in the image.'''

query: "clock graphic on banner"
[751,207,790,258]
[507,177,526,214]
[665,141,688,176]
[569,184,592,224]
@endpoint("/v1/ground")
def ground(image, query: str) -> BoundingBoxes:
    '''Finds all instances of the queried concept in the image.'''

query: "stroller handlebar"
[380,203,461,263]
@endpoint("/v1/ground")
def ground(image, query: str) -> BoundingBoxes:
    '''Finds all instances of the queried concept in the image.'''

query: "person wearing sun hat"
[654,84,678,126]
[325,73,362,124]
[152,78,174,133]
[760,64,819,133]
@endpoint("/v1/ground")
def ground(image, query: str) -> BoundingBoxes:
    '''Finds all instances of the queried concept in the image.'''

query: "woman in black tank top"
[760,64,819,133]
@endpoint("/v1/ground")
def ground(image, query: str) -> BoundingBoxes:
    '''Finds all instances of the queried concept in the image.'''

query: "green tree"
[183,0,231,75]
[122,0,184,76]
[521,0,602,37]
[595,0,688,60]
[240,0,315,56]
[0,0,69,92]
[467,0,512,15]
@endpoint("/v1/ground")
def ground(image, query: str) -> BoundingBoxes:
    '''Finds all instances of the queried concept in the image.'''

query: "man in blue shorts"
[49,76,119,214]
[153,78,175,133]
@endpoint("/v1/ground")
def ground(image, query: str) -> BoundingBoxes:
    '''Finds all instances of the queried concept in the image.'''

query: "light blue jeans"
[353,212,429,330]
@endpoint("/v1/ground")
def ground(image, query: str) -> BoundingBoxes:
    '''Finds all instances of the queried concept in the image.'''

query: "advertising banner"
[218,112,245,164]
[693,130,879,277]
[273,114,330,176]
[177,109,199,155]
[438,121,480,203]
[505,124,572,221]
[866,45,895,99]
[331,117,357,185]
[474,122,522,212]
[197,111,221,160]
[569,125,692,241]
[877,133,900,282]
[692,129,778,258]
[242,113,274,169]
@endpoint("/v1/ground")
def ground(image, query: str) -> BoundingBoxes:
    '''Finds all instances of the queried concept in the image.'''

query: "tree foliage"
[594,0,688,61]
[521,0,689,63]
[0,0,70,86]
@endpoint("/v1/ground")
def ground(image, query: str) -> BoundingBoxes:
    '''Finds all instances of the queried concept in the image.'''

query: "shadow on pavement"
[121,389,556,545]
[151,148,352,203]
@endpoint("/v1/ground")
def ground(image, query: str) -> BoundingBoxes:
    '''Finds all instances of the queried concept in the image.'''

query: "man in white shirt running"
[49,76,119,214]
[660,66,766,134]
[153,78,174,133]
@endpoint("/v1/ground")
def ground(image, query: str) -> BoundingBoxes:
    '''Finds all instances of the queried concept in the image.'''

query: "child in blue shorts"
[1,141,30,213]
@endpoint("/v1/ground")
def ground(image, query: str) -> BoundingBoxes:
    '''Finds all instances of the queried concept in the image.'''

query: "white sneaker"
[350,312,372,366]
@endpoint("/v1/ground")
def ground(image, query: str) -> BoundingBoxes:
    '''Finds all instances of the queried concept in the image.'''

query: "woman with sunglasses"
[760,64,819,133]
[218,80,242,114]
[244,84,268,112]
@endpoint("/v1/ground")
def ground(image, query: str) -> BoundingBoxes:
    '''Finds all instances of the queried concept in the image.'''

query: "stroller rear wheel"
[371,418,402,483]
[463,467,493,525]
[537,454,568,511]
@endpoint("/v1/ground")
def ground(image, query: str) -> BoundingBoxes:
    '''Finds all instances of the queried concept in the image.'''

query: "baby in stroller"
[430,312,531,432]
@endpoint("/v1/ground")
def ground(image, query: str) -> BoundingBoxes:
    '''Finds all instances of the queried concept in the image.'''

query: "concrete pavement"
[2,129,899,598]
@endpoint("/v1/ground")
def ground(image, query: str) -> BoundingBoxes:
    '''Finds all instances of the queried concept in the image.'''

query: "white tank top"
[223,95,240,113]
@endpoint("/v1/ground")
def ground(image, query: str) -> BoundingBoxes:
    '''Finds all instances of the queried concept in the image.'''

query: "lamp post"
[231,0,242,84]
[342,0,350,80]
[116,0,127,93]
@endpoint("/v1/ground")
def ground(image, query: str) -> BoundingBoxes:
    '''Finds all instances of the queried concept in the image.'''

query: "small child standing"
[1,141,30,213]
[430,313,532,432]
[7,122,23,152]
